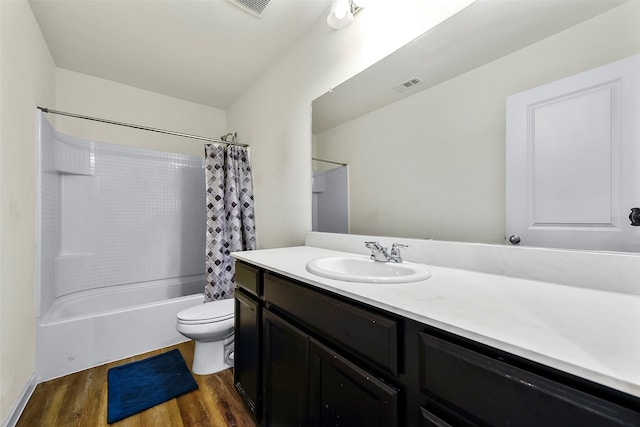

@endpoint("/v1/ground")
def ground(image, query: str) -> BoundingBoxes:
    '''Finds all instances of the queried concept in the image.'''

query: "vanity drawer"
[419,332,640,427]
[264,273,399,376]
[235,261,262,297]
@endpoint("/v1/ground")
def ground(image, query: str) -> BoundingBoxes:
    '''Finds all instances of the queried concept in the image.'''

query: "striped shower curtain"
[204,144,256,301]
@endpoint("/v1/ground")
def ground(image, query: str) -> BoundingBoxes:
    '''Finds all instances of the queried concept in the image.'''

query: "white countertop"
[232,246,640,398]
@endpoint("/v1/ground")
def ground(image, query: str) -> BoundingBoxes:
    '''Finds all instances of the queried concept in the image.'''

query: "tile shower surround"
[38,114,205,317]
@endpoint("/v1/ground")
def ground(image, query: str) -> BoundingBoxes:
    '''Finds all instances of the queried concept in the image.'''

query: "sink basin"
[305,256,431,284]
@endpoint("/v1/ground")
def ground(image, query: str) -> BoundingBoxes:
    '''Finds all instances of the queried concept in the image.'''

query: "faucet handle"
[365,241,384,250]
[390,243,409,259]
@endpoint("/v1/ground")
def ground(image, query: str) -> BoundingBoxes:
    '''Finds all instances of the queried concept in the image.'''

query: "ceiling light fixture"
[327,0,365,30]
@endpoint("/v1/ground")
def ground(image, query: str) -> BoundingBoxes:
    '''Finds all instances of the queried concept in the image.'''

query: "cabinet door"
[309,338,399,427]
[234,289,261,423]
[263,309,309,427]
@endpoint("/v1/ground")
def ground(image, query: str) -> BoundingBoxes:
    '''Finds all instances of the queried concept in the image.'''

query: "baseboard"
[1,373,37,427]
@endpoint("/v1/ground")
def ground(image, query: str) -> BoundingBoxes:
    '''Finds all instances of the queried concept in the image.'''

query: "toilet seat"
[177,298,234,325]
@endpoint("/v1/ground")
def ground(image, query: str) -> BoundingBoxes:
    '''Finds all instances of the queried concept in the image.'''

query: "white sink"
[305,255,431,284]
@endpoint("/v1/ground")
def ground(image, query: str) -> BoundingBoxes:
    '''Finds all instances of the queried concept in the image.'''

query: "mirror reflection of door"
[506,53,640,252]
[312,165,349,233]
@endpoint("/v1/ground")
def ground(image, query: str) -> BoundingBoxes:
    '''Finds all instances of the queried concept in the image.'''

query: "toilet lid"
[177,298,234,325]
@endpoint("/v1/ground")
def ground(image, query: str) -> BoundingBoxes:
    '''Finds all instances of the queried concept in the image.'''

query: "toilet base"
[191,335,234,375]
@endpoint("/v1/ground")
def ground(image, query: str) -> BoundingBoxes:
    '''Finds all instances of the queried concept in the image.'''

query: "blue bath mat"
[107,349,198,423]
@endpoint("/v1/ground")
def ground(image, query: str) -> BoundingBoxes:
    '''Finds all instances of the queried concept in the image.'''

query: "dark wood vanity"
[233,260,640,427]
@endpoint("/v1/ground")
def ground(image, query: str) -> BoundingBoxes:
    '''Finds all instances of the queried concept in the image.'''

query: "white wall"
[1,7,227,422]
[55,68,227,156]
[315,1,640,244]
[0,0,56,422]
[227,0,475,249]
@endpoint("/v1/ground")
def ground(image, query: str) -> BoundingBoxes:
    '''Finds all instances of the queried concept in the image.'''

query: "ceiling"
[29,0,333,109]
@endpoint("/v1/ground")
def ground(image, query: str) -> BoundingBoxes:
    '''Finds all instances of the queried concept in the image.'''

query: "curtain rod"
[37,106,249,148]
[312,157,347,167]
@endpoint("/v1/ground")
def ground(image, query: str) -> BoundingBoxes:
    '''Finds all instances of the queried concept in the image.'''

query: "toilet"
[176,298,235,375]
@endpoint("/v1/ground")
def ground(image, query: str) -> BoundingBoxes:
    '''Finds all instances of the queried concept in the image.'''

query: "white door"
[506,53,640,252]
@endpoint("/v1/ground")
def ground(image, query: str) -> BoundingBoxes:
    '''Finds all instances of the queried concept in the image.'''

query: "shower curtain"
[204,144,256,301]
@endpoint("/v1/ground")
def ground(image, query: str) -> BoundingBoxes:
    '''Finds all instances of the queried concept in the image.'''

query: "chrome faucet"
[365,241,408,263]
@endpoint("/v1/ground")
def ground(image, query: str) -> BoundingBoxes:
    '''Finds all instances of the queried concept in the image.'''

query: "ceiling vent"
[226,0,271,17]
[393,77,423,93]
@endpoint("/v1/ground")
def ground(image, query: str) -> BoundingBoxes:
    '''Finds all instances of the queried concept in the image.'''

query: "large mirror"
[312,0,640,252]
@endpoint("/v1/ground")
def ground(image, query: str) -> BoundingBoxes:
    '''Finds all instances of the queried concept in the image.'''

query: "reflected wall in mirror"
[312,0,640,252]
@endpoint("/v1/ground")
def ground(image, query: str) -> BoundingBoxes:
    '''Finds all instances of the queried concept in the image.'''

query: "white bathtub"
[36,275,205,381]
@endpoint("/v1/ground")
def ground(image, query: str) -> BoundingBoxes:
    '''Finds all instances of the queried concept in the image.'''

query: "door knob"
[508,234,521,245]
[630,208,640,226]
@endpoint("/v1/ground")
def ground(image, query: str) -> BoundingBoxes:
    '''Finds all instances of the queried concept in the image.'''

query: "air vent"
[393,76,423,93]
[226,0,271,17]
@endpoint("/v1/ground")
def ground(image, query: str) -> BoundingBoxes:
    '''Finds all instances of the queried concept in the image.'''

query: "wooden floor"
[17,341,255,426]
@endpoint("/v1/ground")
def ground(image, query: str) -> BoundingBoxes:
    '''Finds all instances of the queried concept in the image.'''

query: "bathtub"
[36,275,205,381]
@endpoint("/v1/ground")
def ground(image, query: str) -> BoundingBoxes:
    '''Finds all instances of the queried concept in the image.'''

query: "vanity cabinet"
[234,262,263,424]
[263,272,399,376]
[262,309,399,427]
[233,260,640,427]
[261,273,400,427]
